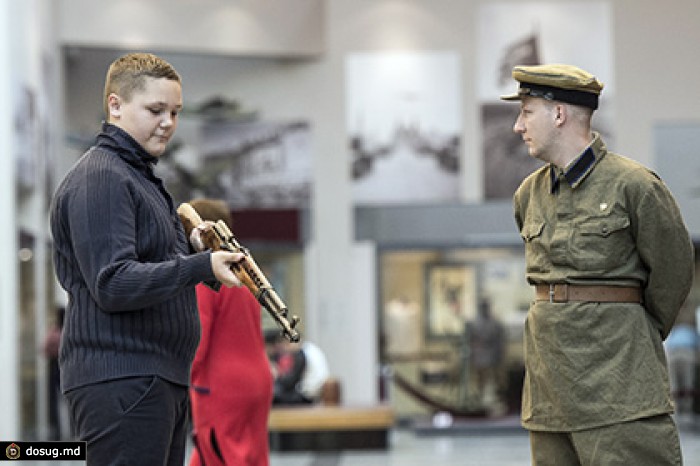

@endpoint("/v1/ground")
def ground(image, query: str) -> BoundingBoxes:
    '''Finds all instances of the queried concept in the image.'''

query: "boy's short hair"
[103,52,181,119]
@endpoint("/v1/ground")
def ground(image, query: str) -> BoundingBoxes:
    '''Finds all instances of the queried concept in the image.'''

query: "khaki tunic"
[514,134,694,432]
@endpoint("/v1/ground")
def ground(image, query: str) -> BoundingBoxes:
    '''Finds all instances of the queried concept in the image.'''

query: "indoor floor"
[18,415,700,465]
[269,416,700,466]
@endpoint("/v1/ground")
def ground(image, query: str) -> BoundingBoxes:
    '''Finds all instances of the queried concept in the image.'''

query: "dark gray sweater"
[50,123,215,392]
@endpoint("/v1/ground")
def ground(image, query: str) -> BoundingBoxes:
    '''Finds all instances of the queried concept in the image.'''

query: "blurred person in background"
[267,331,309,405]
[466,299,506,415]
[42,306,65,440]
[665,320,699,419]
[187,198,273,466]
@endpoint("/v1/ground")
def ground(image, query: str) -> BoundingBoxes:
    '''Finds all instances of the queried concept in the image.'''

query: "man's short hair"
[103,52,181,119]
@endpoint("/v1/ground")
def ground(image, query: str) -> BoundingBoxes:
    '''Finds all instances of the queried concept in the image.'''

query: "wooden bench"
[268,404,395,451]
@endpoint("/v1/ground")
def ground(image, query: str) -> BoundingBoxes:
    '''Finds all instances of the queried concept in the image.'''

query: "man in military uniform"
[502,63,694,465]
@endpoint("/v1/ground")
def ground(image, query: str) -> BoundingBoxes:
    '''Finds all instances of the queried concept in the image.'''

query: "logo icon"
[6,443,20,460]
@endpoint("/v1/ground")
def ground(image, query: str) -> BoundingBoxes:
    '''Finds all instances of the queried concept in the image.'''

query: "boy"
[50,52,242,466]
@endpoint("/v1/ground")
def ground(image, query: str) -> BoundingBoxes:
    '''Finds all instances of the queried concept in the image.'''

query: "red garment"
[189,284,273,466]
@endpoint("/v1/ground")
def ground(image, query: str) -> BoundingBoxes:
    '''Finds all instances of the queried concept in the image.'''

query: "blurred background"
[2,1,700,461]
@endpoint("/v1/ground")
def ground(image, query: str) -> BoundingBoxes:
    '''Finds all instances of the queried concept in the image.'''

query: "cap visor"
[499,93,521,101]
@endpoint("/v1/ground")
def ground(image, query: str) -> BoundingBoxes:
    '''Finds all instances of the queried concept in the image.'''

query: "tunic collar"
[549,133,604,194]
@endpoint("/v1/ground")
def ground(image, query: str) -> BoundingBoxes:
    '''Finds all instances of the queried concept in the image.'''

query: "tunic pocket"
[579,216,629,238]
[573,215,632,271]
[520,219,548,273]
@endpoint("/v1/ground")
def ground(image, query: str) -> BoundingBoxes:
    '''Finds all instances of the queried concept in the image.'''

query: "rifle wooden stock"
[177,202,301,342]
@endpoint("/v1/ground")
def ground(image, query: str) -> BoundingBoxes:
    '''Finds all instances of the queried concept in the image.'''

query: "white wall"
[57,0,700,405]
[59,0,324,57]
[611,0,700,167]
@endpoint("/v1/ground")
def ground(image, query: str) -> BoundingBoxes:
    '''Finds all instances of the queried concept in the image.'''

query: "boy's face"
[107,76,182,157]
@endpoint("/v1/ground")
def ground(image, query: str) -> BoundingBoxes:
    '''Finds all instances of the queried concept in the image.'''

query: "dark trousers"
[65,376,189,466]
[48,359,61,440]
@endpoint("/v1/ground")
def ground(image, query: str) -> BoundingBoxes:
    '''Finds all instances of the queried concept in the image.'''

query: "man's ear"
[107,93,121,120]
[554,104,566,126]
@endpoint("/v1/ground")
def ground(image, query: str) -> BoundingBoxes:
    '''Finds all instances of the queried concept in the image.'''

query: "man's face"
[512,96,557,162]
[107,77,182,157]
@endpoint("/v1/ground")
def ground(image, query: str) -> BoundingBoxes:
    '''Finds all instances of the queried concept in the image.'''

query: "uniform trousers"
[65,376,189,466]
[529,414,682,466]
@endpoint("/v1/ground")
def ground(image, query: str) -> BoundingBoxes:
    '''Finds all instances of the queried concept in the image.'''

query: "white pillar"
[0,0,21,441]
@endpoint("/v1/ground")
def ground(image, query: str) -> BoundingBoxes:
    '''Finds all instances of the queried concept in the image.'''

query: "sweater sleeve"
[60,152,216,312]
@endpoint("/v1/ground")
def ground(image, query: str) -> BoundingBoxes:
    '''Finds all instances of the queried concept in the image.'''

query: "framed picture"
[424,262,478,340]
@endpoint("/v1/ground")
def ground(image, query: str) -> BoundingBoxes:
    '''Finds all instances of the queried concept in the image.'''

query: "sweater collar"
[95,122,175,213]
[95,122,159,170]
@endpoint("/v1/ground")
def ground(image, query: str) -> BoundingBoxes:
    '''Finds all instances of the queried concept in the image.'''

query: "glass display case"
[378,247,531,420]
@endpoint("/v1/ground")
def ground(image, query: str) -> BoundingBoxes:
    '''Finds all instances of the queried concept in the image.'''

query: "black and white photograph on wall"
[346,52,462,205]
[156,118,312,209]
[477,2,614,200]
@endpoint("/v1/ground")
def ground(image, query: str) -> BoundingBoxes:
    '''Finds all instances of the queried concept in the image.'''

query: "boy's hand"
[189,221,216,252]
[210,251,244,287]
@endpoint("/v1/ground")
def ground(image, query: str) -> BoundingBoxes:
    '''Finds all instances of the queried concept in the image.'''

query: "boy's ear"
[107,93,121,120]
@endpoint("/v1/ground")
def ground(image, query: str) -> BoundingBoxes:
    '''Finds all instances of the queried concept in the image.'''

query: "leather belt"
[535,284,642,303]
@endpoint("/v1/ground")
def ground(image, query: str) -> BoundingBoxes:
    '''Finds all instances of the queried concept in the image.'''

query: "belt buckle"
[549,284,568,303]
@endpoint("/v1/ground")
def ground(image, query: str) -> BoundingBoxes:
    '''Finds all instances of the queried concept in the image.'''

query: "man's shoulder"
[515,164,550,196]
[601,150,650,172]
[600,151,662,185]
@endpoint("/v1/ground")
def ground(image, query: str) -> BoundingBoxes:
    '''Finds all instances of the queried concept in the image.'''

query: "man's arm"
[635,175,694,339]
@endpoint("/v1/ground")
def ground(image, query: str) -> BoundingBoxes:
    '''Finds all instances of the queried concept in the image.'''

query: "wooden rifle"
[177,202,300,342]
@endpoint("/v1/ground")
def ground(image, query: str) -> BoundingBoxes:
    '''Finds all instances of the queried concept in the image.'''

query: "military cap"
[500,64,604,110]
